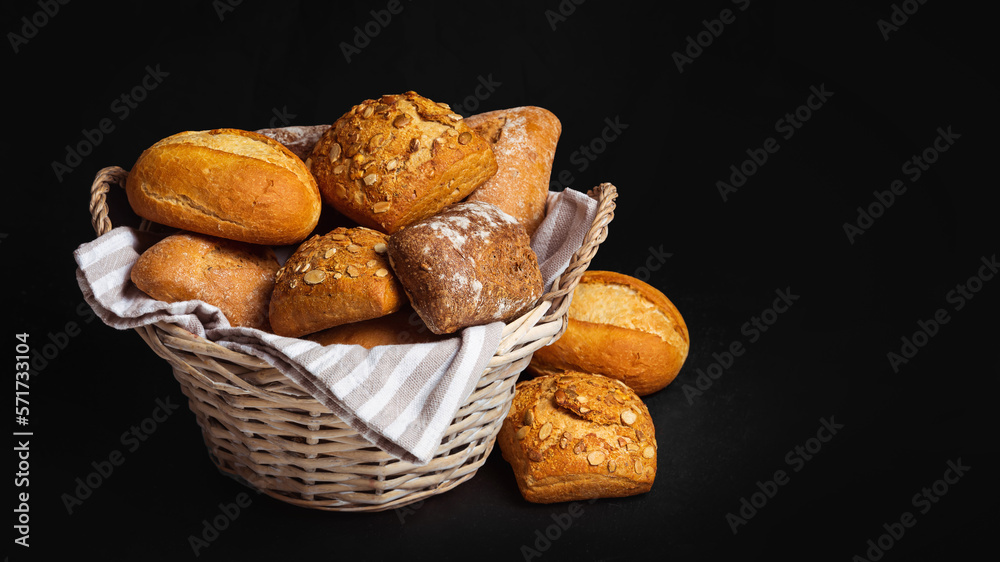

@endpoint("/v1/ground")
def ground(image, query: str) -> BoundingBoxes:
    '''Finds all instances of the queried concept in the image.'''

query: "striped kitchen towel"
[73,187,597,464]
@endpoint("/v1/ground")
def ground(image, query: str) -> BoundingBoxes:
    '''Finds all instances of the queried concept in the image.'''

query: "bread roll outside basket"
[88,164,617,511]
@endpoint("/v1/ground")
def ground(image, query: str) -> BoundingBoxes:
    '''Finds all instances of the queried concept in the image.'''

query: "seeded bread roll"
[305,308,446,348]
[308,91,498,234]
[528,271,690,396]
[498,371,657,504]
[130,231,279,331]
[268,227,406,338]
[464,106,561,235]
[125,128,322,245]
[386,201,543,335]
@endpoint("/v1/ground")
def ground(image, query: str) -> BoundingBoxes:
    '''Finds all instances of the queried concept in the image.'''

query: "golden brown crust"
[498,372,657,504]
[465,106,561,235]
[305,308,446,348]
[125,128,322,245]
[308,91,498,233]
[386,201,543,335]
[130,231,279,331]
[268,227,406,338]
[528,271,690,396]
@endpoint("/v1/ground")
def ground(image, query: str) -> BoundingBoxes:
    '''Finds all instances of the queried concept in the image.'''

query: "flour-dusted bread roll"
[528,271,690,396]
[268,226,406,338]
[386,201,543,335]
[256,124,332,161]
[129,231,279,331]
[464,106,561,235]
[498,371,657,504]
[125,128,322,245]
[308,91,498,234]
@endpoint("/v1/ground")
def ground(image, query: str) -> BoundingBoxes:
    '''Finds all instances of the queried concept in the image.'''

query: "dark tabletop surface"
[6,1,997,560]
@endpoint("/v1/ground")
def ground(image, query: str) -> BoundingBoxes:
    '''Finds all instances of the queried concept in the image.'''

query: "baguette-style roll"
[528,271,689,396]
[130,231,279,331]
[125,128,322,246]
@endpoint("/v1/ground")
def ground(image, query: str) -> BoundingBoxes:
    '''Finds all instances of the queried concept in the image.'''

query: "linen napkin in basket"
[74,188,598,464]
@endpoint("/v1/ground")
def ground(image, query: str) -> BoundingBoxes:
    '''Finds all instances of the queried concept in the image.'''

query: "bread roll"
[386,201,543,334]
[308,91,498,234]
[268,226,406,338]
[464,106,561,235]
[130,231,279,331]
[125,128,322,246]
[305,308,445,348]
[528,271,689,396]
[256,124,332,161]
[498,371,657,503]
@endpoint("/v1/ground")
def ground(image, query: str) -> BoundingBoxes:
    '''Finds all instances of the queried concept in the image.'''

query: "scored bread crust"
[129,231,279,331]
[309,91,498,234]
[386,201,543,335]
[464,106,561,235]
[528,271,690,396]
[498,372,657,504]
[268,227,406,338]
[125,128,322,245]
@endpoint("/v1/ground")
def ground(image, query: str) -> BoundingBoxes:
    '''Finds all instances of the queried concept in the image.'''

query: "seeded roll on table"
[268,227,406,338]
[308,91,498,234]
[498,371,657,503]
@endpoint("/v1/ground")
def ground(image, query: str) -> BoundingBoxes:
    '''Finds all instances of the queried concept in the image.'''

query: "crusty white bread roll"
[528,271,690,396]
[125,128,322,246]
[464,106,561,235]
[130,231,279,331]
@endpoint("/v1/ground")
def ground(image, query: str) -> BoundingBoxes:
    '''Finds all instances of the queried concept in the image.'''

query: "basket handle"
[90,166,129,237]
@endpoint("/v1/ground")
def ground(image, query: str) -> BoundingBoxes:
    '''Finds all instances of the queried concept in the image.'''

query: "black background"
[5,1,997,560]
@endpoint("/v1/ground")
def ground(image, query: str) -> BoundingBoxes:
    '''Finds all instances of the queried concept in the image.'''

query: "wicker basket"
[88,165,617,512]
